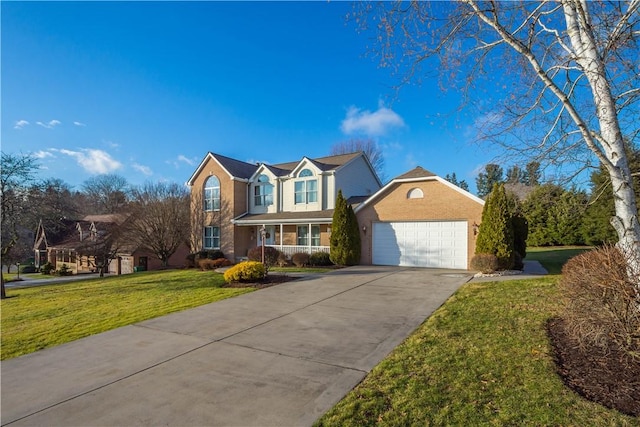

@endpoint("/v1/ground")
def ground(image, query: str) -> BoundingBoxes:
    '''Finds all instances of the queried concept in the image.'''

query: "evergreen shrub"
[475,184,515,270]
[330,190,361,266]
[309,252,332,266]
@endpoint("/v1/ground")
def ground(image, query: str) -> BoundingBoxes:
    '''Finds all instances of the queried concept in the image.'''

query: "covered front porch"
[232,210,334,259]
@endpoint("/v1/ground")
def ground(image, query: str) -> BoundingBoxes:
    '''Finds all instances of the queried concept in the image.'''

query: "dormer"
[248,165,277,213]
[287,159,322,211]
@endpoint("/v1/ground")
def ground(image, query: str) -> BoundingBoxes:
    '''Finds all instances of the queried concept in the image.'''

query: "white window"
[294,169,317,204]
[297,225,320,246]
[254,175,273,206]
[204,176,220,211]
[407,188,424,199]
[204,226,220,249]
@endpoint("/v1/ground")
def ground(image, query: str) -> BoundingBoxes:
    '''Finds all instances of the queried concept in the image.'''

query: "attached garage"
[355,167,485,270]
[372,221,468,269]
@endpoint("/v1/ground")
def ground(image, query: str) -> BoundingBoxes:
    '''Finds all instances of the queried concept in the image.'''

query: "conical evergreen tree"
[330,190,361,265]
[475,183,515,270]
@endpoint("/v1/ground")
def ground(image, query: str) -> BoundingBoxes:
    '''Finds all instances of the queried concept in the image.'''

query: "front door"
[258,226,276,246]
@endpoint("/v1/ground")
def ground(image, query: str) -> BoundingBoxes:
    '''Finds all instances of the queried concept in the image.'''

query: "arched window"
[407,188,424,199]
[254,174,273,206]
[204,175,220,211]
[295,169,317,204]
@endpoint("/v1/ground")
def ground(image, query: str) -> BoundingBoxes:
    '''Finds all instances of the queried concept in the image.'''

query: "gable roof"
[394,166,437,180]
[354,166,484,213]
[186,152,258,185]
[188,151,371,185]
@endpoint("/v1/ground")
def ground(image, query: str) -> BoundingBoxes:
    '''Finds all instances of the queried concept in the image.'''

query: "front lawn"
[1,269,254,360]
[316,276,636,425]
[527,246,592,274]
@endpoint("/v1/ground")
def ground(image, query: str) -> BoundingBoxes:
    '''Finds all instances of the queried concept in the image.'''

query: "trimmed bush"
[309,251,332,266]
[211,258,232,268]
[277,252,290,267]
[206,250,225,260]
[57,264,73,276]
[292,252,310,267]
[41,262,54,275]
[198,259,216,270]
[185,253,197,268]
[199,257,232,270]
[247,246,281,273]
[559,245,639,361]
[197,250,225,261]
[223,261,265,283]
[470,254,500,274]
[20,265,38,274]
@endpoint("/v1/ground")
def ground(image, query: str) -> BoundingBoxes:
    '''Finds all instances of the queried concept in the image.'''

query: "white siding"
[334,156,380,202]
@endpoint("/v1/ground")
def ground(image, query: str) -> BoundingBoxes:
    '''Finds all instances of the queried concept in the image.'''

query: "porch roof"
[232,210,334,225]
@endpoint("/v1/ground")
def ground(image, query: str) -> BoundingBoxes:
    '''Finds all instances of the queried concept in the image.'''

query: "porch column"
[308,223,312,252]
[279,224,283,248]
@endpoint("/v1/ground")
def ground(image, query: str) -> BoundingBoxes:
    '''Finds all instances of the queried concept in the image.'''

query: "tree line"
[1,152,190,297]
[459,148,640,248]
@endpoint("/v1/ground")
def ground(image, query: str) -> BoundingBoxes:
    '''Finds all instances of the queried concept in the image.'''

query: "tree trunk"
[562,0,640,282]
[1,272,6,299]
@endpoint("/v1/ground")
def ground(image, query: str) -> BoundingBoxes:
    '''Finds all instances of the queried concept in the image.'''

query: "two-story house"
[187,151,382,261]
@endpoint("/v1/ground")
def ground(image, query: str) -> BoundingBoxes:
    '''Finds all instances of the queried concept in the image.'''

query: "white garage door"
[372,221,468,269]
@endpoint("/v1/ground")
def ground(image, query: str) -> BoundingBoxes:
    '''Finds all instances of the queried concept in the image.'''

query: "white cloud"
[177,155,195,166]
[132,163,153,176]
[36,119,61,129]
[465,111,504,139]
[73,121,86,127]
[341,104,405,136]
[14,120,29,130]
[56,148,122,174]
[33,150,54,159]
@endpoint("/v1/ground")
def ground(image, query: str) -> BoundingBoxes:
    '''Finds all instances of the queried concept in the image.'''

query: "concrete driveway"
[1,266,471,427]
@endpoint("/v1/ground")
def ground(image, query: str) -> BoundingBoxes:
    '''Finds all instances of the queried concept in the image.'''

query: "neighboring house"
[355,167,485,269]
[187,152,382,261]
[33,214,189,275]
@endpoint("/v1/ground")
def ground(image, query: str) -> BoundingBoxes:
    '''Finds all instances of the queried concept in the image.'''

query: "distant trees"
[330,190,361,266]
[331,139,386,183]
[128,182,191,267]
[521,184,587,247]
[81,174,131,214]
[444,172,469,191]
[476,164,504,198]
[1,153,40,298]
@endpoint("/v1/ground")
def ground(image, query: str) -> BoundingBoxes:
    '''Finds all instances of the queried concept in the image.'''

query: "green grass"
[316,276,637,426]
[527,246,592,274]
[1,269,254,360]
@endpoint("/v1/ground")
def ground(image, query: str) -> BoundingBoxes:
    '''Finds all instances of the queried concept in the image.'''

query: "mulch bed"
[224,274,299,289]
[547,317,640,417]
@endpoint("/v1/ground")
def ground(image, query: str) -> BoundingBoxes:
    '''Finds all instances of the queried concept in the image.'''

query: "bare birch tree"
[359,0,640,280]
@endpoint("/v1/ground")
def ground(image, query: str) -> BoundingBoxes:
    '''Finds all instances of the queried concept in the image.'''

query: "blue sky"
[2,1,496,193]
